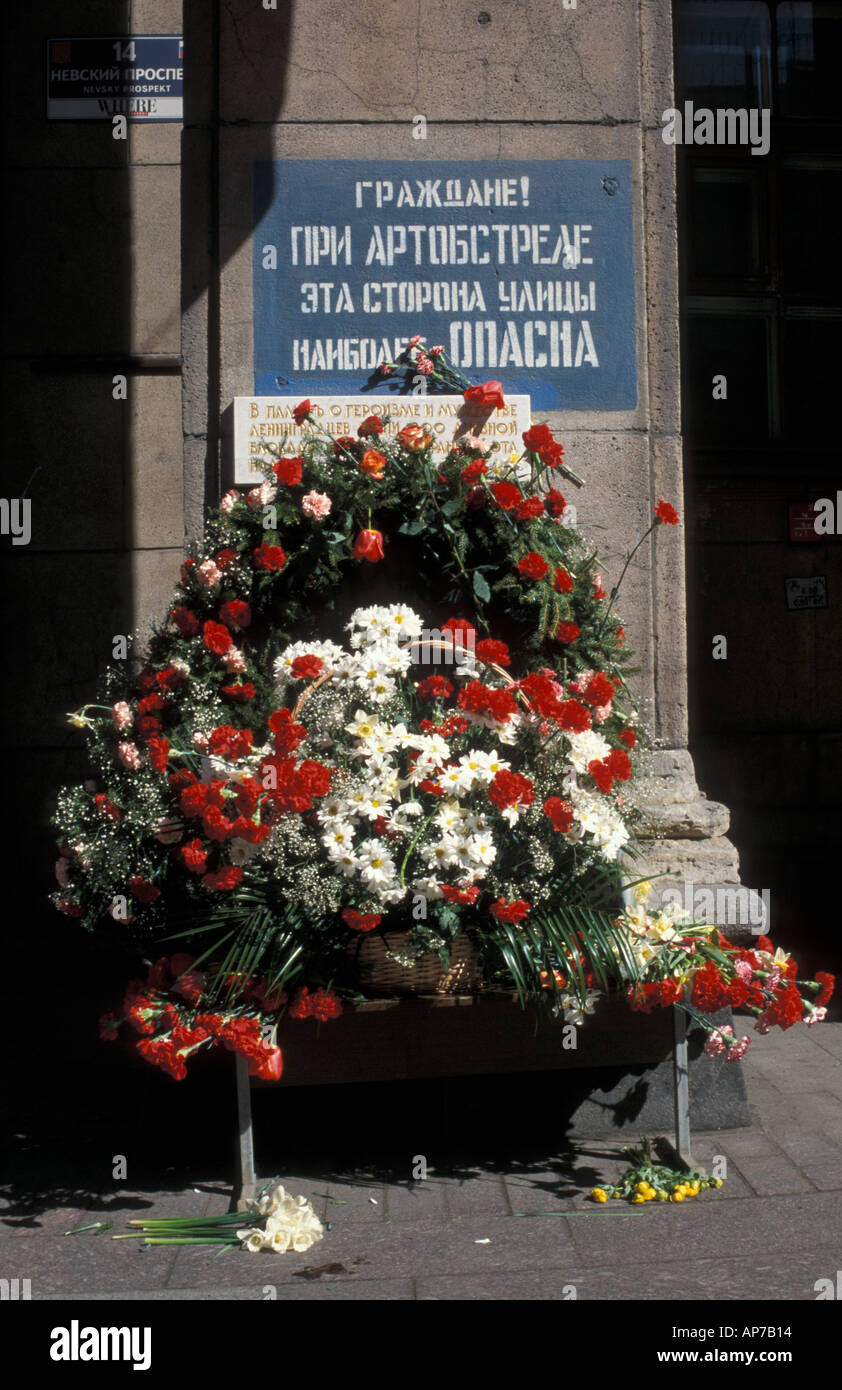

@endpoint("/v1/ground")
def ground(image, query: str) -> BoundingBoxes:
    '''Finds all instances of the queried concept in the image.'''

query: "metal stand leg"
[673,1007,693,1167]
[235,1051,257,1210]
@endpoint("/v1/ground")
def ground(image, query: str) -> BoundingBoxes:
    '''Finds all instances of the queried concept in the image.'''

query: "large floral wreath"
[52,342,833,1082]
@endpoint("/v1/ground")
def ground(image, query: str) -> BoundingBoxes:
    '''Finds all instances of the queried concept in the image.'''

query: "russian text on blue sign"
[252,160,637,412]
[47,36,183,121]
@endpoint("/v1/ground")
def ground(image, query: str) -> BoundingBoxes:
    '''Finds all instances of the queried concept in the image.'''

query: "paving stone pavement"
[2,1025,840,1301]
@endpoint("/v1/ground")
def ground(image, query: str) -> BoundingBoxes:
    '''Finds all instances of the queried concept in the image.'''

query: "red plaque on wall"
[788,503,821,543]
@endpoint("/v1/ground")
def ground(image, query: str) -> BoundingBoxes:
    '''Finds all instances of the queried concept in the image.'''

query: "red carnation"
[253,543,287,572]
[515,496,545,521]
[522,423,555,453]
[474,639,510,667]
[179,840,208,874]
[461,459,488,484]
[488,769,534,811]
[94,793,121,820]
[558,699,592,732]
[606,747,632,782]
[209,725,254,761]
[352,529,385,563]
[620,728,637,748]
[203,620,232,655]
[490,481,523,511]
[441,618,477,645]
[221,681,256,703]
[416,675,454,700]
[292,399,312,425]
[553,567,573,594]
[588,760,614,794]
[554,622,581,645]
[691,962,731,1012]
[489,897,531,925]
[148,736,170,773]
[543,797,573,833]
[171,605,200,636]
[341,908,382,933]
[290,655,324,680]
[219,599,251,630]
[654,499,680,526]
[268,708,307,754]
[583,673,615,708]
[815,972,836,1007]
[130,876,160,903]
[358,414,384,437]
[544,487,567,518]
[464,380,505,409]
[440,884,480,904]
[202,865,244,892]
[517,552,550,582]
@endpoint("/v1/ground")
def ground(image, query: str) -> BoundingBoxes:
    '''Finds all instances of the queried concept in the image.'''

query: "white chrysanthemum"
[426,839,460,870]
[321,825,357,857]
[347,605,393,645]
[357,790,395,820]
[356,839,397,886]
[316,796,355,826]
[412,876,445,900]
[434,800,467,835]
[565,728,612,775]
[463,834,497,868]
[438,764,466,795]
[384,603,424,640]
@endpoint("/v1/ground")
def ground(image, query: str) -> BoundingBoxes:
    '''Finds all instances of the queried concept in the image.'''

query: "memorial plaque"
[252,160,637,411]
[46,36,183,120]
[788,502,821,543]
[785,576,828,610]
[234,394,531,484]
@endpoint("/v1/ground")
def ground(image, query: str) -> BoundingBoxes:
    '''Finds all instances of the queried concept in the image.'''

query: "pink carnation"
[301,490,332,521]
[220,489,241,513]
[117,741,142,771]
[246,481,277,509]
[112,701,132,731]
[196,560,222,589]
[223,648,247,675]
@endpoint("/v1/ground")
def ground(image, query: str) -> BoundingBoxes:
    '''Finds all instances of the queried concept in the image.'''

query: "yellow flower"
[508,450,521,464]
[670,1191,684,1203]
[657,1190,668,1201]
[714,1178,724,1188]
[632,1194,645,1203]
[590,1188,608,1203]
[633,881,652,902]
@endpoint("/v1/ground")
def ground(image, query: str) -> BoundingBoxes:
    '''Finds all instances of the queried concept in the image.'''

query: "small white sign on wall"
[233,394,532,484]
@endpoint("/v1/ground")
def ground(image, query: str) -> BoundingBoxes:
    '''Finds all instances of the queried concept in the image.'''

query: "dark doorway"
[675,0,842,987]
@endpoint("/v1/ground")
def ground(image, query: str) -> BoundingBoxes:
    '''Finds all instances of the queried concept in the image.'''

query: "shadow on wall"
[0,2,135,942]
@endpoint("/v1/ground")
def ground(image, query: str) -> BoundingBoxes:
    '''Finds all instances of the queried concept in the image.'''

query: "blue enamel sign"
[252,160,637,411]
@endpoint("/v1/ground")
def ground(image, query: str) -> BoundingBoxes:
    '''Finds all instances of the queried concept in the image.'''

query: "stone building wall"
[1,0,747,933]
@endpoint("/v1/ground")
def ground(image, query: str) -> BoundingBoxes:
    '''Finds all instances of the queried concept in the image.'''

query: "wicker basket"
[350,930,483,996]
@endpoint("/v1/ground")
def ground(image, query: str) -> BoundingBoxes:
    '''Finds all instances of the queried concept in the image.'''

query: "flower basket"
[349,929,483,996]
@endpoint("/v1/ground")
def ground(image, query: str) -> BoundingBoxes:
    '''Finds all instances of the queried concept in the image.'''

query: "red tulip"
[463,380,506,409]
[353,529,385,562]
